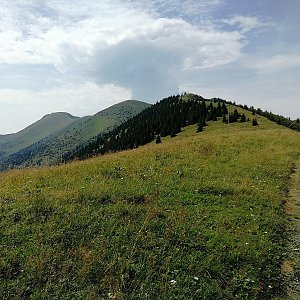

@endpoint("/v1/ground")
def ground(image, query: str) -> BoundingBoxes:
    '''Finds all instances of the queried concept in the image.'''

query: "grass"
[0,113,79,159]
[1,100,151,168]
[1,111,300,299]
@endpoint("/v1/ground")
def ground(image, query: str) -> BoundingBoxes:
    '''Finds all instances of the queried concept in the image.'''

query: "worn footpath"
[282,159,300,299]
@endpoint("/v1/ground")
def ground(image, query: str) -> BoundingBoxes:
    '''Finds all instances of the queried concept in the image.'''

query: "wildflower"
[108,292,116,299]
[194,276,199,281]
[170,279,177,285]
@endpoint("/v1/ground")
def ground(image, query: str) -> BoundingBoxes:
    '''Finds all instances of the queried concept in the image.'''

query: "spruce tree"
[221,102,228,115]
[216,102,222,117]
[156,135,162,144]
[197,116,203,132]
[233,109,240,121]
[206,109,213,121]
[240,113,246,122]
[213,111,217,121]
[197,123,203,132]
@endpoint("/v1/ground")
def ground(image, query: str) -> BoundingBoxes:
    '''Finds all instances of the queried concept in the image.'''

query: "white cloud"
[0,82,132,133]
[244,54,300,73]
[0,0,243,104]
[3,0,291,133]
[125,0,223,19]
[0,1,241,70]
[222,16,268,33]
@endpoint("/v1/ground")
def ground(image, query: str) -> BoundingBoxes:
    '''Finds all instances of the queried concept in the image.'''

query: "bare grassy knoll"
[1,115,300,299]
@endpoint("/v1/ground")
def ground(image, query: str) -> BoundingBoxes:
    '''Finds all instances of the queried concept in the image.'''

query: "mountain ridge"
[0,100,150,169]
[0,112,80,159]
[1,94,299,172]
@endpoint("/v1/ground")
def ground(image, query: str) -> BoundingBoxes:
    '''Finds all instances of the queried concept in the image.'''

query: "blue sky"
[0,0,299,133]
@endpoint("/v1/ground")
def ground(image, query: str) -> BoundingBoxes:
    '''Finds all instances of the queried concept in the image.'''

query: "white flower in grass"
[170,279,177,285]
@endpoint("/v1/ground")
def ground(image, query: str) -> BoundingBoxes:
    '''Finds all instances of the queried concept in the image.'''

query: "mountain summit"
[0,100,150,169]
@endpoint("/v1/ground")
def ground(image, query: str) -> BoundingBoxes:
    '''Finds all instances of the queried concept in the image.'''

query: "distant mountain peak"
[0,99,151,169]
[42,112,79,120]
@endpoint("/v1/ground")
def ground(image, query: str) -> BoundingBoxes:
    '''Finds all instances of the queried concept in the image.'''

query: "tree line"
[63,95,228,161]
[231,102,300,131]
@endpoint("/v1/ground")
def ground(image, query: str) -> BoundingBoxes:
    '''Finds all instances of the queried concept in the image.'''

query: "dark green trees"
[252,118,258,126]
[227,109,240,123]
[197,115,204,132]
[66,95,226,160]
[222,102,228,115]
[156,135,162,144]
[240,113,246,122]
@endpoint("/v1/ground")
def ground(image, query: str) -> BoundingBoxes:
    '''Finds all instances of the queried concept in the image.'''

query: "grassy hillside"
[1,111,300,299]
[0,112,79,160]
[0,100,150,169]
[54,100,151,147]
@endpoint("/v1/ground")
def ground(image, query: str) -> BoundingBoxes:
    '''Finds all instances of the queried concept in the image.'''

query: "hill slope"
[0,100,150,169]
[65,94,226,161]
[65,94,300,163]
[1,111,300,299]
[0,112,79,160]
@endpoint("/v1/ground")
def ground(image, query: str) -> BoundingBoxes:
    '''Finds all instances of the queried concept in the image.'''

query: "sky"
[0,0,299,133]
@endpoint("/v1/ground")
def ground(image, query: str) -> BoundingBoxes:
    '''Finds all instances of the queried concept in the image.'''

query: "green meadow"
[1,111,300,299]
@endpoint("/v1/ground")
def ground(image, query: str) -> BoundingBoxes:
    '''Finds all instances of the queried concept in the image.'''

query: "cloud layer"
[0,0,245,104]
[0,0,299,133]
[0,82,131,133]
[0,1,243,75]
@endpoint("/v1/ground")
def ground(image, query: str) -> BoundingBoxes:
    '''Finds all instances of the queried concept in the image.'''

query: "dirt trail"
[282,159,300,299]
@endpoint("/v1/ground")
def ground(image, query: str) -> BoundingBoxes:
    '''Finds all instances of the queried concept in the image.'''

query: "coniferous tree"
[252,118,258,126]
[233,109,240,121]
[212,107,218,121]
[197,115,204,132]
[197,122,203,133]
[64,96,247,162]
[201,106,207,126]
[156,135,162,144]
[216,102,222,117]
[240,113,246,122]
[221,102,228,115]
